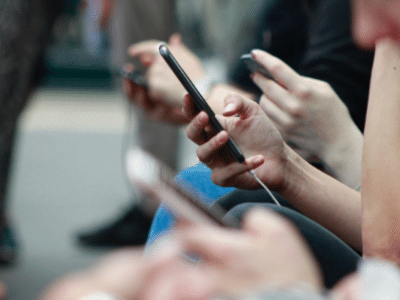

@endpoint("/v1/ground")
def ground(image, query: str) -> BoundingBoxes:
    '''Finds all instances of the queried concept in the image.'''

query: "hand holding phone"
[240,53,274,80]
[118,68,148,89]
[158,44,245,163]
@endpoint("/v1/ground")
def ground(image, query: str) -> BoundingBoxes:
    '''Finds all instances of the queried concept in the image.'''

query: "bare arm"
[362,39,400,263]
[281,144,362,251]
[184,94,362,251]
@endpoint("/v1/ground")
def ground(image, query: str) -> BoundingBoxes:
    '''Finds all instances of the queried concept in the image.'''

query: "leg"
[226,203,360,289]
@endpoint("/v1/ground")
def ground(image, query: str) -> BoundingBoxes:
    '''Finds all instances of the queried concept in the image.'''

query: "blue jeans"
[145,163,234,246]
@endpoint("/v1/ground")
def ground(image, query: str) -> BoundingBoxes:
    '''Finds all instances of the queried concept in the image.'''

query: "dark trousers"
[211,189,360,289]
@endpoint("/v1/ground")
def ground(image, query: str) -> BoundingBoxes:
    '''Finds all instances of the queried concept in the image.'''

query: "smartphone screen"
[158,44,245,164]
[126,147,240,228]
[240,53,274,80]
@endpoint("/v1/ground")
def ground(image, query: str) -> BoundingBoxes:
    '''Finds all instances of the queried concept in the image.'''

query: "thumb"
[169,33,182,46]
[223,93,257,120]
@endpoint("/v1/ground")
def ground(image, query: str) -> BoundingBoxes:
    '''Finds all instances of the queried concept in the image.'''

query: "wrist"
[320,124,363,189]
[276,144,307,196]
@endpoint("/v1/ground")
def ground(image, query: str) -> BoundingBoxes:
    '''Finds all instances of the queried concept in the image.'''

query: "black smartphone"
[240,53,274,80]
[118,68,148,89]
[127,148,240,228]
[158,44,245,164]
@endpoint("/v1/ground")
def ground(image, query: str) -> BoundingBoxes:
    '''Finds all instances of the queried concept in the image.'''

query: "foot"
[77,205,153,247]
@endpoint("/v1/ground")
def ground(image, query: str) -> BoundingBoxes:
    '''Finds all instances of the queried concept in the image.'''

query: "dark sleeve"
[229,0,310,94]
[298,0,374,130]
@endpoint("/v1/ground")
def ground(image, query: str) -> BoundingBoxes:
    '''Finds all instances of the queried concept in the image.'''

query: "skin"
[250,50,363,190]
[24,1,400,299]
[40,209,323,300]
[352,0,400,265]
[183,92,362,251]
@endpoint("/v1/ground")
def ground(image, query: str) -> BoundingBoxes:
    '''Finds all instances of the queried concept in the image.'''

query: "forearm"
[280,145,362,251]
[362,40,400,263]
[322,122,363,191]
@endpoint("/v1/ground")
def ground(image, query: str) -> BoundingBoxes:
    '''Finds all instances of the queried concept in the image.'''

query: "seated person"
[125,0,373,246]
[37,2,400,300]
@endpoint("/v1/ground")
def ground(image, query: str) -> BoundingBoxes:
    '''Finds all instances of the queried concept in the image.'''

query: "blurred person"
[76,0,178,248]
[77,0,271,248]
[0,0,66,264]
[0,0,76,297]
[39,209,400,300]
[21,1,400,299]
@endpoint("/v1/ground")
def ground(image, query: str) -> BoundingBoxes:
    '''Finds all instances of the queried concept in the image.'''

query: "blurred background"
[0,0,267,298]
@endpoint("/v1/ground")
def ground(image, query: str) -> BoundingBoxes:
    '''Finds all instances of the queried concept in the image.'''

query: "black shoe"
[77,205,153,247]
[0,225,18,265]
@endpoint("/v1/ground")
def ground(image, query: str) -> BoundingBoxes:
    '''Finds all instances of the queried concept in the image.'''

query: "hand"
[176,208,323,297]
[250,50,361,160]
[124,34,206,125]
[40,249,146,300]
[40,244,213,300]
[183,93,288,191]
[123,65,189,124]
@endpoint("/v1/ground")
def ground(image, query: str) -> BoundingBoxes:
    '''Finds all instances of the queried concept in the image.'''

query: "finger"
[259,96,294,129]
[185,111,212,145]
[222,93,258,119]
[124,79,149,105]
[253,73,301,116]
[182,94,201,120]
[196,131,230,164]
[242,208,291,237]
[168,33,182,46]
[170,106,191,125]
[178,224,246,265]
[251,49,303,91]
[122,63,135,73]
[128,40,162,57]
[211,155,265,186]
[141,53,156,67]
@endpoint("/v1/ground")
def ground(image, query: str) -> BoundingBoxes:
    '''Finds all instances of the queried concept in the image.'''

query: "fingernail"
[251,49,260,58]
[224,103,235,113]
[253,155,264,165]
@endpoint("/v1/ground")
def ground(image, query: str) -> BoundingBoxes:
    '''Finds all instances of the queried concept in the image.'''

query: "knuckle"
[210,171,223,185]
[196,148,208,162]
[185,126,195,141]
[287,103,303,118]
[294,86,312,100]
[282,118,296,130]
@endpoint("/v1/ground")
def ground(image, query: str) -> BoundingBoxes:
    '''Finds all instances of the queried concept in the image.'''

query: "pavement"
[0,87,197,299]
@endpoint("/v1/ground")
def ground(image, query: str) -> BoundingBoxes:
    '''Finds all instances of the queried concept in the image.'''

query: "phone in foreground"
[240,53,274,80]
[158,43,245,164]
[126,147,240,228]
